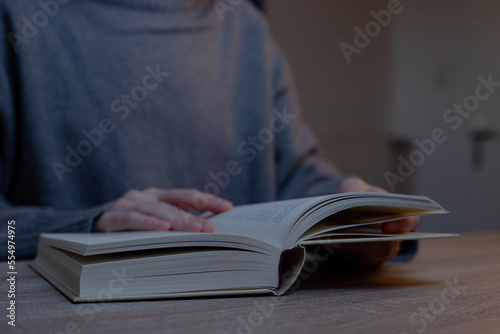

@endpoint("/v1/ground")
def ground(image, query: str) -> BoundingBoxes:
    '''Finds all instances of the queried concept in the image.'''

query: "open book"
[31,192,456,302]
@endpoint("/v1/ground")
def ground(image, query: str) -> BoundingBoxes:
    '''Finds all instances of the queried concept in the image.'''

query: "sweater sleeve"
[0,198,111,260]
[0,8,111,260]
[270,45,345,200]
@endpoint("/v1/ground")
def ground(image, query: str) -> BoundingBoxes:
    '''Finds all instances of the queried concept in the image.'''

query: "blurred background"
[260,0,500,234]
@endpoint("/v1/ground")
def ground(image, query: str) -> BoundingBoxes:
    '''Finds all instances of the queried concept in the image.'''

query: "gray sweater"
[0,0,342,259]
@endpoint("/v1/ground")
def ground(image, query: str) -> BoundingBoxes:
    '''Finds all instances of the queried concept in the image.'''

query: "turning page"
[209,196,329,249]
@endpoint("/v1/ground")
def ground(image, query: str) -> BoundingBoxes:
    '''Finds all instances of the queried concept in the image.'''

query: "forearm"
[0,203,110,260]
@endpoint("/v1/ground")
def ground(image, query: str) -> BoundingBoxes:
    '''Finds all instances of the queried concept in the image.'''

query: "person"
[0,0,418,267]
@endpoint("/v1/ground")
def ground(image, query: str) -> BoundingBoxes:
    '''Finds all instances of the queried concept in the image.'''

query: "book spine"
[274,246,306,295]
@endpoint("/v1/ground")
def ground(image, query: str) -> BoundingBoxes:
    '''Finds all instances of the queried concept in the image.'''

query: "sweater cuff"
[392,240,419,262]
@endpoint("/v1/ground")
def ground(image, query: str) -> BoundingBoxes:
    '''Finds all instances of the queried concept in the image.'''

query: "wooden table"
[1,233,499,334]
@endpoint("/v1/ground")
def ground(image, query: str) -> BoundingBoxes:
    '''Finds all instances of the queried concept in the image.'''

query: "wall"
[388,0,500,233]
[267,0,500,233]
[267,0,395,188]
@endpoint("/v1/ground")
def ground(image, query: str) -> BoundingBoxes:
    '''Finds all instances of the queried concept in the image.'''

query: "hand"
[94,188,233,233]
[331,177,420,268]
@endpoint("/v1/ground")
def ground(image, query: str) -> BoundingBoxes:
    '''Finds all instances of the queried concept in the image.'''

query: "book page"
[285,193,447,246]
[40,231,279,256]
[300,232,458,245]
[208,196,329,249]
[39,192,447,256]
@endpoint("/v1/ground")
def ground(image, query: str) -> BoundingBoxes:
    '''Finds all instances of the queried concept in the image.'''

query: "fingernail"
[203,221,215,233]
[216,200,232,210]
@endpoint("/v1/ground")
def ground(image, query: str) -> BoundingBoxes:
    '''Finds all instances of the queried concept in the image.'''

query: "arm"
[0,44,110,259]
[0,198,110,260]
[1,11,99,259]
[269,46,344,200]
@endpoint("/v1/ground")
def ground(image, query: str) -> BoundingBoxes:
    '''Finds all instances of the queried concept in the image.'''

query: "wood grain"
[1,233,499,334]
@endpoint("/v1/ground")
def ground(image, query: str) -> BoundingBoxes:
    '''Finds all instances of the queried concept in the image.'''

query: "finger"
[407,216,420,231]
[113,189,157,209]
[337,177,369,193]
[99,211,172,232]
[146,188,233,213]
[382,216,420,234]
[366,184,388,193]
[362,240,401,267]
[382,219,409,234]
[135,201,214,232]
